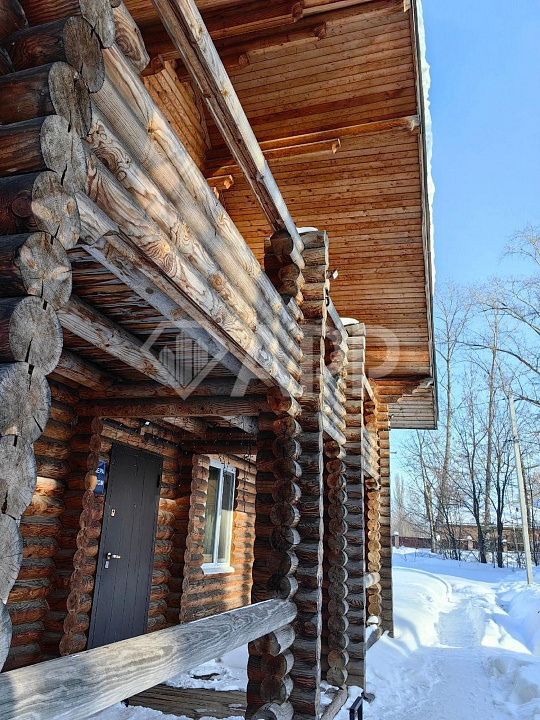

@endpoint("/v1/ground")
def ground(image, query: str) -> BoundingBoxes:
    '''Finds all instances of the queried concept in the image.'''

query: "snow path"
[359,553,540,720]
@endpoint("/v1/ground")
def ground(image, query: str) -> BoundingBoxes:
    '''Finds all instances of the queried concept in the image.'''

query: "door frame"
[87,441,162,649]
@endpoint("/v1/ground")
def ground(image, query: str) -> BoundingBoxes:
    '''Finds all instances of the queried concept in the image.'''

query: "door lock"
[104,552,121,568]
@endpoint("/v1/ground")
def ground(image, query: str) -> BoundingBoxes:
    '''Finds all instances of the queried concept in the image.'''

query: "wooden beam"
[150,0,304,268]
[206,115,419,175]
[57,295,187,394]
[53,350,115,391]
[207,138,341,177]
[221,415,258,435]
[143,2,314,61]
[78,378,266,400]
[205,174,234,192]
[76,193,301,397]
[0,600,296,720]
[201,0,303,41]
[75,396,270,418]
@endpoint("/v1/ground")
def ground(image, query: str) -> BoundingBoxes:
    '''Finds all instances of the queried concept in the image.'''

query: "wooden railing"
[0,600,296,720]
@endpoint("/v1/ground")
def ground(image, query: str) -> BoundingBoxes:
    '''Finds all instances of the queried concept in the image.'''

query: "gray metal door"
[88,442,163,649]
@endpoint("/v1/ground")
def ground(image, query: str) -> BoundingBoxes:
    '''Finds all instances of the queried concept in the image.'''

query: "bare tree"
[434,285,471,532]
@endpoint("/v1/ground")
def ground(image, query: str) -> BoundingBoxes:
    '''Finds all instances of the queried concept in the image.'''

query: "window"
[202,461,236,574]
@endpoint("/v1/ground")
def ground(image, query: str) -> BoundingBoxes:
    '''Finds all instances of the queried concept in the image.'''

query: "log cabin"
[0,0,436,717]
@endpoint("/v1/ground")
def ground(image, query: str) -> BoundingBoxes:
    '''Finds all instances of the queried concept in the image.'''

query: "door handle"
[105,552,121,568]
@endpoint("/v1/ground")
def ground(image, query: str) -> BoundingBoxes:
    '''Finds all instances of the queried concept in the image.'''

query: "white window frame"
[201,459,236,575]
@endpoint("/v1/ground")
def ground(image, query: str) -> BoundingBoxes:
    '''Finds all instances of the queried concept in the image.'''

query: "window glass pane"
[203,466,220,563]
[217,470,235,564]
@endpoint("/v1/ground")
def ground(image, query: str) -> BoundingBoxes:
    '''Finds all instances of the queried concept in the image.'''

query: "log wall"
[343,323,367,689]
[0,0,88,671]
[181,453,256,623]
[142,60,210,170]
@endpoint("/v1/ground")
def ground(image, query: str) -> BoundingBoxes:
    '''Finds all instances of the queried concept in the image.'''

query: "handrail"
[0,600,296,720]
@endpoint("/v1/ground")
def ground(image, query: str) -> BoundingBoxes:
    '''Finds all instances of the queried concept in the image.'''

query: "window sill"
[201,564,235,576]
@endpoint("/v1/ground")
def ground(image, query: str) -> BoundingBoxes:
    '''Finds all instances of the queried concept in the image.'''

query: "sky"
[392,0,540,474]
[423,0,540,285]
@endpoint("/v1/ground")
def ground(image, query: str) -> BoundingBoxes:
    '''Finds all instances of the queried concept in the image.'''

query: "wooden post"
[343,323,367,689]
[286,230,329,719]
[363,393,383,646]
[60,417,104,656]
[376,401,393,636]
[246,402,301,720]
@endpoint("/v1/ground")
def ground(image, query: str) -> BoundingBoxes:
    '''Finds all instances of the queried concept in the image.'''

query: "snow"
[91,550,540,720]
[165,646,248,692]
[338,550,540,720]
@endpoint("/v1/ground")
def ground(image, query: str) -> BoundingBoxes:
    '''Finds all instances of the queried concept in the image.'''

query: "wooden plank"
[150,0,304,267]
[0,600,296,720]
[129,686,246,719]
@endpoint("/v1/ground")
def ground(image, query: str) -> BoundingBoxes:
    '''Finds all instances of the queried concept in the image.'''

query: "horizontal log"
[0,62,91,137]
[98,46,301,344]
[76,396,270,419]
[0,1,26,40]
[0,116,86,190]
[1,16,105,92]
[150,0,304,264]
[18,0,115,49]
[0,233,71,310]
[0,297,62,374]
[0,364,50,441]
[0,600,296,719]
[0,171,80,250]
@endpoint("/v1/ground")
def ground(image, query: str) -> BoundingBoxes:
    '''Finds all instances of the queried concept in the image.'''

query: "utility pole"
[507,388,534,584]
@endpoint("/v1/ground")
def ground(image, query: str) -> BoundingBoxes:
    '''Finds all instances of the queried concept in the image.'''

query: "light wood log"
[0,171,80,249]
[85,117,258,334]
[0,62,91,136]
[75,195,301,397]
[0,600,296,718]
[0,115,86,190]
[0,364,50,441]
[1,16,104,92]
[150,0,304,263]
[0,232,71,309]
[83,149,302,379]
[18,0,115,48]
[111,1,149,72]
[97,46,301,343]
[0,297,62,374]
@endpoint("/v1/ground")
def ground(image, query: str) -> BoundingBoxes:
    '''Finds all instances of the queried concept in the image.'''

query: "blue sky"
[393,1,540,473]
[423,0,540,284]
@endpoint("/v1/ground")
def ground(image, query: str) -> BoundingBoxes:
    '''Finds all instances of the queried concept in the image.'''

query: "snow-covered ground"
[352,549,540,720]
[91,550,540,720]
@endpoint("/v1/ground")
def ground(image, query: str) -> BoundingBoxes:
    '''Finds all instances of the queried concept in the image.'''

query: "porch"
[0,0,435,718]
